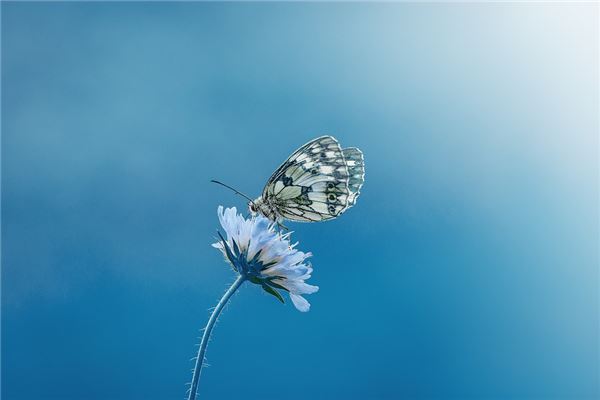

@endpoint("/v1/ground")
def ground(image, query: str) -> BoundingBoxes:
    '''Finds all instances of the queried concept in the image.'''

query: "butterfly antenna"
[210,180,256,204]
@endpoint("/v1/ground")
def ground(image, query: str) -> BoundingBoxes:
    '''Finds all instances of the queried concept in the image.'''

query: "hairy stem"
[188,274,245,400]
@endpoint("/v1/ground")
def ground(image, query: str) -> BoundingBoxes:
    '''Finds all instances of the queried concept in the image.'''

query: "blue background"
[2,3,598,400]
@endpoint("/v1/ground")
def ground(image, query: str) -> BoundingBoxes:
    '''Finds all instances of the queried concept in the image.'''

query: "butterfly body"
[249,196,280,222]
[249,136,365,223]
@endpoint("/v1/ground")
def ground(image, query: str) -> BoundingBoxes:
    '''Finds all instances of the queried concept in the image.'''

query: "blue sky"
[2,3,598,399]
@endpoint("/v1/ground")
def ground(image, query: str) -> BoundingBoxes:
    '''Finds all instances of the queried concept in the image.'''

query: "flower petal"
[273,279,319,295]
[290,293,311,312]
[212,206,318,312]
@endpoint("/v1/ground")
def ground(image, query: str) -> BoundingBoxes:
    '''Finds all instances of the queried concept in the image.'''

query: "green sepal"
[261,260,277,269]
[217,231,237,268]
[248,276,262,285]
[261,284,285,304]
[231,237,241,257]
[249,249,262,265]
[265,277,289,292]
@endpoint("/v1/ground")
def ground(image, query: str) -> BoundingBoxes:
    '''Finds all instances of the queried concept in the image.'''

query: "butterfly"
[243,135,364,223]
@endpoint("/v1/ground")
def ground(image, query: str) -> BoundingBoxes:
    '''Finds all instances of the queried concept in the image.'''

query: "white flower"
[212,206,319,312]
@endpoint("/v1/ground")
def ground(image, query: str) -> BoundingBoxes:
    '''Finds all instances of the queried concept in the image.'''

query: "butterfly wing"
[342,147,365,207]
[262,136,362,222]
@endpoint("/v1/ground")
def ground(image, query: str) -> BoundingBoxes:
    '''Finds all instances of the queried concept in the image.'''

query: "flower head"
[212,206,319,312]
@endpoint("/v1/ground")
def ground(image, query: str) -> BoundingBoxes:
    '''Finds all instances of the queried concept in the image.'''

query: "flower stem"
[188,274,245,400]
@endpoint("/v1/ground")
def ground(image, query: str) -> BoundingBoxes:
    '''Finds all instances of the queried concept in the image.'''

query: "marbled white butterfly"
[234,135,365,223]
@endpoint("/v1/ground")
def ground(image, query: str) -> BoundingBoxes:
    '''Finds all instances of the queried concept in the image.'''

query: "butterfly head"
[248,196,267,216]
[249,197,280,222]
[248,200,258,215]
